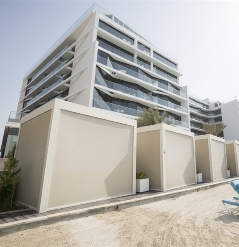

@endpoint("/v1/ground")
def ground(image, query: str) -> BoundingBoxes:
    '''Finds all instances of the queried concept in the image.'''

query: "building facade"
[189,95,223,137]
[189,95,239,140]
[16,4,190,130]
[3,3,239,154]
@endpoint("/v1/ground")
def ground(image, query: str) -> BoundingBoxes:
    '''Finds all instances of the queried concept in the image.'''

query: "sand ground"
[1,184,239,247]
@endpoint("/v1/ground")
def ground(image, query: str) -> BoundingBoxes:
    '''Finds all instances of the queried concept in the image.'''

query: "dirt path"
[1,184,239,246]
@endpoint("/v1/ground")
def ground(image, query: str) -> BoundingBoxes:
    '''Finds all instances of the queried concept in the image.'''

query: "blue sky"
[1,0,239,143]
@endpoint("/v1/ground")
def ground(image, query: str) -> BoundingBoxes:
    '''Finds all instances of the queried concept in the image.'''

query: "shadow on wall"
[221,155,227,178]
[50,111,135,204]
[104,153,133,197]
[104,126,134,197]
[183,155,196,185]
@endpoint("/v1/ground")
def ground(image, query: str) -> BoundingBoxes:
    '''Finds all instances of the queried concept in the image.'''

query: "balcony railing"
[153,52,177,69]
[95,77,187,113]
[135,58,151,70]
[191,123,203,130]
[93,99,188,128]
[190,108,221,117]
[137,42,150,54]
[8,111,20,123]
[189,100,209,109]
[157,82,186,98]
[98,38,134,62]
[97,55,186,99]
[30,46,69,82]
[27,61,68,96]
[153,66,178,84]
[25,78,64,108]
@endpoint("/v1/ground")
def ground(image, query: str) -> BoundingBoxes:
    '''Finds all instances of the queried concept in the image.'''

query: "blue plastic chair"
[222,180,239,214]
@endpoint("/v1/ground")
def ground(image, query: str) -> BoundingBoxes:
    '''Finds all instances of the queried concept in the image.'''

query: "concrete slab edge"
[0,177,237,236]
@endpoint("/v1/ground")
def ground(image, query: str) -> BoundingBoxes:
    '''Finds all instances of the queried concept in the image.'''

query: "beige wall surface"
[48,109,134,209]
[195,139,211,182]
[15,111,52,209]
[211,139,227,180]
[165,130,196,190]
[0,158,6,170]
[235,143,239,176]
[136,130,161,190]
[226,143,237,177]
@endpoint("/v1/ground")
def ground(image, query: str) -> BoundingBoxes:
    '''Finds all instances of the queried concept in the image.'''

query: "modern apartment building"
[189,95,239,140]
[15,4,190,130]
[189,95,223,137]
[2,3,239,157]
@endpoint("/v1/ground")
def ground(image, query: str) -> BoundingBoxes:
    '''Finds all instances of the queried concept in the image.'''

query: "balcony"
[190,123,203,130]
[93,99,188,128]
[137,42,150,55]
[157,82,186,99]
[95,77,187,113]
[190,108,221,117]
[135,57,150,70]
[153,51,177,70]
[28,46,70,84]
[25,78,67,108]
[8,111,20,123]
[189,100,209,109]
[97,37,134,62]
[153,66,178,84]
[26,61,69,98]
[99,20,134,45]
[97,55,186,100]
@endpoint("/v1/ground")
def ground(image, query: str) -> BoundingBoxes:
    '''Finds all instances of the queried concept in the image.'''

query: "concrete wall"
[226,143,237,176]
[15,110,52,210]
[226,141,239,177]
[195,135,227,182]
[48,109,134,209]
[15,99,136,213]
[137,123,196,192]
[211,139,227,180]
[165,130,196,190]
[137,130,161,190]
[194,139,211,182]
[221,99,239,141]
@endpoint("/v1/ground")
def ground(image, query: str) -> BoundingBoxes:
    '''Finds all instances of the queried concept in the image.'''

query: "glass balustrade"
[98,37,134,62]
[93,99,188,128]
[190,107,221,117]
[30,46,69,82]
[99,20,134,45]
[189,99,208,109]
[27,61,67,95]
[25,78,64,108]
[93,98,142,117]
[135,58,150,70]
[153,65,178,84]
[191,124,203,130]
[165,117,188,128]
[190,116,208,123]
[157,81,186,98]
[95,77,187,113]
[137,42,150,54]
[97,55,187,100]
[153,51,177,69]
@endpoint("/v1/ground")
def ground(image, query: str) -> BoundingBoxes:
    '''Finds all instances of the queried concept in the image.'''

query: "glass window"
[153,65,177,83]
[137,42,150,54]
[153,52,177,69]
[99,20,134,45]
[136,56,150,70]
[97,36,133,62]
